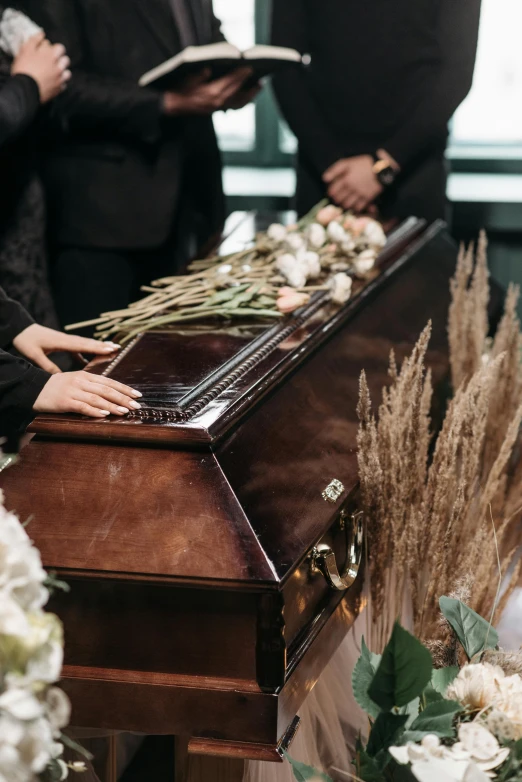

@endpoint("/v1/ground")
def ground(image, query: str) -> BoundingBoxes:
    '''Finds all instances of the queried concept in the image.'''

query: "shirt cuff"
[14,364,51,413]
[0,301,34,348]
[10,73,41,115]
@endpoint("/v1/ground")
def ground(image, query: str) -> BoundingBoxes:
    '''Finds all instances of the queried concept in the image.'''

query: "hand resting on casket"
[12,324,142,418]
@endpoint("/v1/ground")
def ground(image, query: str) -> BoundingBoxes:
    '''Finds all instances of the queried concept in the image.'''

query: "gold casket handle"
[310,511,364,591]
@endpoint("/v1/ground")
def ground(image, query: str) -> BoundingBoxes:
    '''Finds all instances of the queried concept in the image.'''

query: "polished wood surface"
[0,217,460,760]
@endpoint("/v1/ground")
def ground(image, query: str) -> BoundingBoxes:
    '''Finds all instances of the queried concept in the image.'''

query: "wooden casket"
[1,217,458,762]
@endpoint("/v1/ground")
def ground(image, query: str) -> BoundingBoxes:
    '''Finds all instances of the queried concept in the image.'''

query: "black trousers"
[296,150,450,225]
[52,236,188,337]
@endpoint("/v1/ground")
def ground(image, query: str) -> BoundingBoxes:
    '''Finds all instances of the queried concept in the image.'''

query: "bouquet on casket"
[66,201,388,343]
[0,453,87,781]
[286,599,522,782]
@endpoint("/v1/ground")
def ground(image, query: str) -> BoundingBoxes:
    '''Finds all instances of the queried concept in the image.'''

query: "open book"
[139,42,304,90]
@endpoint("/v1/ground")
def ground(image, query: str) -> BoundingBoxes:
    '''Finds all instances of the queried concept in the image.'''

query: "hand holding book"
[161,66,256,116]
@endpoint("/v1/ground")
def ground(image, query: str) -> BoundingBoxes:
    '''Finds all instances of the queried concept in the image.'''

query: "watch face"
[377,166,396,187]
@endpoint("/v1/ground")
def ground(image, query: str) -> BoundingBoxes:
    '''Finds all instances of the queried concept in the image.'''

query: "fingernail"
[130,401,141,410]
[100,410,110,416]
[131,389,142,398]
[116,406,129,414]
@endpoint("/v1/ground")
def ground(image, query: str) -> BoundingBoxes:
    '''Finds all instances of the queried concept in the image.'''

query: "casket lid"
[30,218,426,448]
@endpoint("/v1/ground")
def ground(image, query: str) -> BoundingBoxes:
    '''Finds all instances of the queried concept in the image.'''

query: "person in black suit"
[271,0,481,224]
[0,9,70,327]
[21,0,258,332]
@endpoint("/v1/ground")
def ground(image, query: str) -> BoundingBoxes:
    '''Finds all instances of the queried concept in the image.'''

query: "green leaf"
[357,747,386,782]
[353,638,382,718]
[203,284,250,307]
[439,597,498,660]
[431,666,459,695]
[283,752,332,782]
[423,666,459,705]
[407,700,462,739]
[368,623,433,711]
[398,697,420,727]
[367,713,408,757]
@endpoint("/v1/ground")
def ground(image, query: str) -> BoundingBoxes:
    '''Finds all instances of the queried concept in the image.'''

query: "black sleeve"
[0,286,34,348]
[25,0,165,144]
[0,288,49,434]
[0,350,50,434]
[384,0,482,169]
[0,74,41,147]
[271,0,347,177]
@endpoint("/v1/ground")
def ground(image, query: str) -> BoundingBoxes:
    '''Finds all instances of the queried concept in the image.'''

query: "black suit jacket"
[23,0,225,251]
[271,0,481,218]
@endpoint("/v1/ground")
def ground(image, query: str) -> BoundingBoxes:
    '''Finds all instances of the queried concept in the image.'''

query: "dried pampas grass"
[358,232,522,652]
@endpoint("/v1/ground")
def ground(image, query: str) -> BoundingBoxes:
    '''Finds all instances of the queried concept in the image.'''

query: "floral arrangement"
[0,453,85,781]
[65,201,387,343]
[286,598,522,782]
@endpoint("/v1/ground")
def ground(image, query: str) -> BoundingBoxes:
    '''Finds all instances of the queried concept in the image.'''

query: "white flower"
[0,689,43,721]
[307,223,326,248]
[301,251,321,279]
[275,254,307,288]
[447,663,505,712]
[0,506,48,616]
[329,273,352,304]
[341,237,356,253]
[285,233,306,252]
[46,687,71,732]
[267,223,287,242]
[363,220,387,248]
[354,249,377,275]
[0,593,30,637]
[0,478,70,782]
[18,716,54,773]
[390,724,509,782]
[326,221,346,243]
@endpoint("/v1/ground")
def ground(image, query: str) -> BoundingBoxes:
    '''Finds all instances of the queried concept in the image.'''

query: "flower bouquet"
[66,201,387,343]
[286,598,522,782]
[0,469,86,781]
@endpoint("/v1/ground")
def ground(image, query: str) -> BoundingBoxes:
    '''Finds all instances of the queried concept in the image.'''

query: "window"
[212,0,256,152]
[451,0,522,148]
[213,0,293,166]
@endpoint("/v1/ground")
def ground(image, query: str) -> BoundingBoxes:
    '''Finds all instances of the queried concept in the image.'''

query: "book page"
[242,45,302,63]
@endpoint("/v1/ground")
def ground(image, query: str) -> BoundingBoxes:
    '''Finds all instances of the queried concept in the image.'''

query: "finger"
[184,68,211,88]
[72,401,110,418]
[327,181,352,204]
[75,390,130,416]
[212,68,251,92]
[353,198,369,215]
[85,373,142,398]
[53,43,66,59]
[26,349,62,374]
[55,335,120,354]
[342,193,360,211]
[27,31,45,50]
[58,55,70,71]
[62,70,72,84]
[323,160,349,183]
[84,380,141,410]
